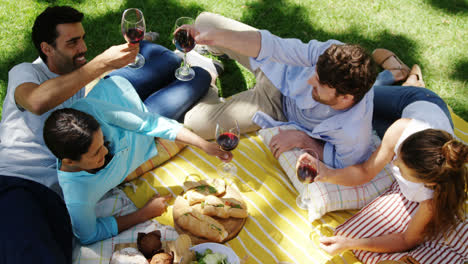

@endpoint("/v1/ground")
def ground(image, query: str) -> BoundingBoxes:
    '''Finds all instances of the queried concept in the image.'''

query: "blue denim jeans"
[108,41,211,121]
[0,176,73,264]
[372,70,453,138]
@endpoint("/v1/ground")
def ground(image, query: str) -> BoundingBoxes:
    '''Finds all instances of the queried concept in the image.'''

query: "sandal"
[402,64,425,87]
[372,49,410,81]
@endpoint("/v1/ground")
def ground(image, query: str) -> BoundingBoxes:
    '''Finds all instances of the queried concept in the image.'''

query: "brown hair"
[400,129,468,239]
[316,44,377,104]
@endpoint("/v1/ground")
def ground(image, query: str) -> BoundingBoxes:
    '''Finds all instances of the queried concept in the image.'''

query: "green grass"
[0,0,467,120]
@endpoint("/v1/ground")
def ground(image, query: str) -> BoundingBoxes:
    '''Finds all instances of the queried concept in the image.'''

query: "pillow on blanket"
[258,125,395,221]
[335,182,468,264]
[125,138,186,181]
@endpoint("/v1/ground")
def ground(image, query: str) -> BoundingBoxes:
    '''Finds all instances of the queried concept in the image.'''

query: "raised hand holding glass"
[121,8,145,69]
[173,17,196,81]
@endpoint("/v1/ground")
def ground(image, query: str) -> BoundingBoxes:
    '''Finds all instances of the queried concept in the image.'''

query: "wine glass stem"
[182,52,189,74]
[303,184,309,202]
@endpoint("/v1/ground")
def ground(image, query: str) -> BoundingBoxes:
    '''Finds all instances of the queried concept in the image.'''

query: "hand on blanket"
[319,236,352,256]
[140,194,172,219]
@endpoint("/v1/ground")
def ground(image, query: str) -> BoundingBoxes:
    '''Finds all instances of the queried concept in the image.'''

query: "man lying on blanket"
[182,12,377,169]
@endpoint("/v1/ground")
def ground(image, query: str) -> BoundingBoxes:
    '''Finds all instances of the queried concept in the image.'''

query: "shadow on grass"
[217,58,249,97]
[0,0,207,115]
[424,0,468,14]
[450,57,468,82]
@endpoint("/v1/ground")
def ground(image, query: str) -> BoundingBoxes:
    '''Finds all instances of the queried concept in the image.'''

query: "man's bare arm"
[15,44,139,115]
[183,25,261,58]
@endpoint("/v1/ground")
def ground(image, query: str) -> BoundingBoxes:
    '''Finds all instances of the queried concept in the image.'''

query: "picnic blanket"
[72,110,468,264]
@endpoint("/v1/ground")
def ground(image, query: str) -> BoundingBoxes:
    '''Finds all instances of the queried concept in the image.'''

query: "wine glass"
[296,150,319,209]
[215,120,240,178]
[173,17,196,81]
[121,8,146,69]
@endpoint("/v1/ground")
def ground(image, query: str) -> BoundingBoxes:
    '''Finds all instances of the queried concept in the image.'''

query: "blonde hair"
[400,129,468,239]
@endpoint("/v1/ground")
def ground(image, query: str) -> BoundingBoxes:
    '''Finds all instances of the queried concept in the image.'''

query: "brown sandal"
[402,64,425,87]
[372,49,410,81]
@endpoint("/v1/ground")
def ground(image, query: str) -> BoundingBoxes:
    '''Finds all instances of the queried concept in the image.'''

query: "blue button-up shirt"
[57,76,183,244]
[251,30,374,168]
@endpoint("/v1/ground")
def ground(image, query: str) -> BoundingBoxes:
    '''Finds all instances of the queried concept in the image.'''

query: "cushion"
[335,182,468,264]
[258,125,395,221]
[125,138,186,182]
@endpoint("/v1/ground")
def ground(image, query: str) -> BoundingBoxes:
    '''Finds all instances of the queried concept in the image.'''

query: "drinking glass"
[121,8,146,69]
[296,150,319,209]
[173,17,196,81]
[215,120,240,177]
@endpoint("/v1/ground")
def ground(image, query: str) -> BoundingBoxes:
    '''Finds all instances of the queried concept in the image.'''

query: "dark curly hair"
[32,6,84,63]
[316,44,377,104]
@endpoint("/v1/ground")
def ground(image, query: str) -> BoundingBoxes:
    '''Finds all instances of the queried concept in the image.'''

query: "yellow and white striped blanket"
[73,111,468,264]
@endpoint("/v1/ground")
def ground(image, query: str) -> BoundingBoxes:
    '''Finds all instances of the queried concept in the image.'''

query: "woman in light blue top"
[43,76,231,245]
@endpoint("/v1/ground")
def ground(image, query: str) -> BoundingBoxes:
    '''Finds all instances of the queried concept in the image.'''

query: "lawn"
[0,0,466,120]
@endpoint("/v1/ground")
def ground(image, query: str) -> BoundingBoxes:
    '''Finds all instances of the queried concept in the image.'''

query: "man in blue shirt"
[184,12,379,169]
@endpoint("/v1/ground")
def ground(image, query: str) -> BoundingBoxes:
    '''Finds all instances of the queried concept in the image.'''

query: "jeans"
[108,41,211,121]
[372,70,453,138]
[0,176,73,264]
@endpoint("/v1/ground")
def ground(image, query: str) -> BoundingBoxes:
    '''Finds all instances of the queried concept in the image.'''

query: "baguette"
[193,195,248,219]
[173,196,228,242]
[183,178,226,196]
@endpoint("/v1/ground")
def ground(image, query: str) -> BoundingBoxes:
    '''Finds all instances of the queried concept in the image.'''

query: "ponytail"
[400,129,467,239]
[442,140,468,171]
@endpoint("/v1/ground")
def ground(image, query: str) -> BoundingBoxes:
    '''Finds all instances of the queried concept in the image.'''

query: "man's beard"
[312,87,337,106]
[55,51,87,74]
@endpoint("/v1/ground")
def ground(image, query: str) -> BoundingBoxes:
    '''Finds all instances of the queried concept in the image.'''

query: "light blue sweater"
[57,76,182,244]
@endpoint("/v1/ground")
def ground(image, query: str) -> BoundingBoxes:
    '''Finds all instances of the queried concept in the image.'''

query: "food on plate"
[192,248,229,264]
[173,196,228,242]
[137,230,163,259]
[184,178,226,196]
[183,189,210,205]
[110,247,148,264]
[150,251,174,264]
[192,195,248,219]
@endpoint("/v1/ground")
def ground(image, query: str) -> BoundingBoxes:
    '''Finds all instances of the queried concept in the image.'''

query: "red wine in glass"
[124,27,144,44]
[297,164,317,184]
[216,132,239,151]
[174,29,195,53]
[215,120,240,178]
[296,150,319,210]
[121,8,146,69]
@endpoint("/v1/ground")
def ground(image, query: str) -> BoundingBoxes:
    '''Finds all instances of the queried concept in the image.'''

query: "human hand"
[174,24,222,46]
[96,43,140,70]
[296,152,331,183]
[203,141,233,162]
[269,128,309,159]
[140,194,172,219]
[319,236,351,256]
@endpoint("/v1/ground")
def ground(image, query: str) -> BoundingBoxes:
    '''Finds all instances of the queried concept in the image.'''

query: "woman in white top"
[300,51,467,254]
[314,126,467,254]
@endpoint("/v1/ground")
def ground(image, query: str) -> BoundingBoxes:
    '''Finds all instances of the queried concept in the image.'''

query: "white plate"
[190,242,240,264]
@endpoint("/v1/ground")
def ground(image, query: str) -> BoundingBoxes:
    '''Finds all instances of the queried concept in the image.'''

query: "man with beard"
[0,6,211,264]
[0,6,138,264]
[184,12,383,169]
